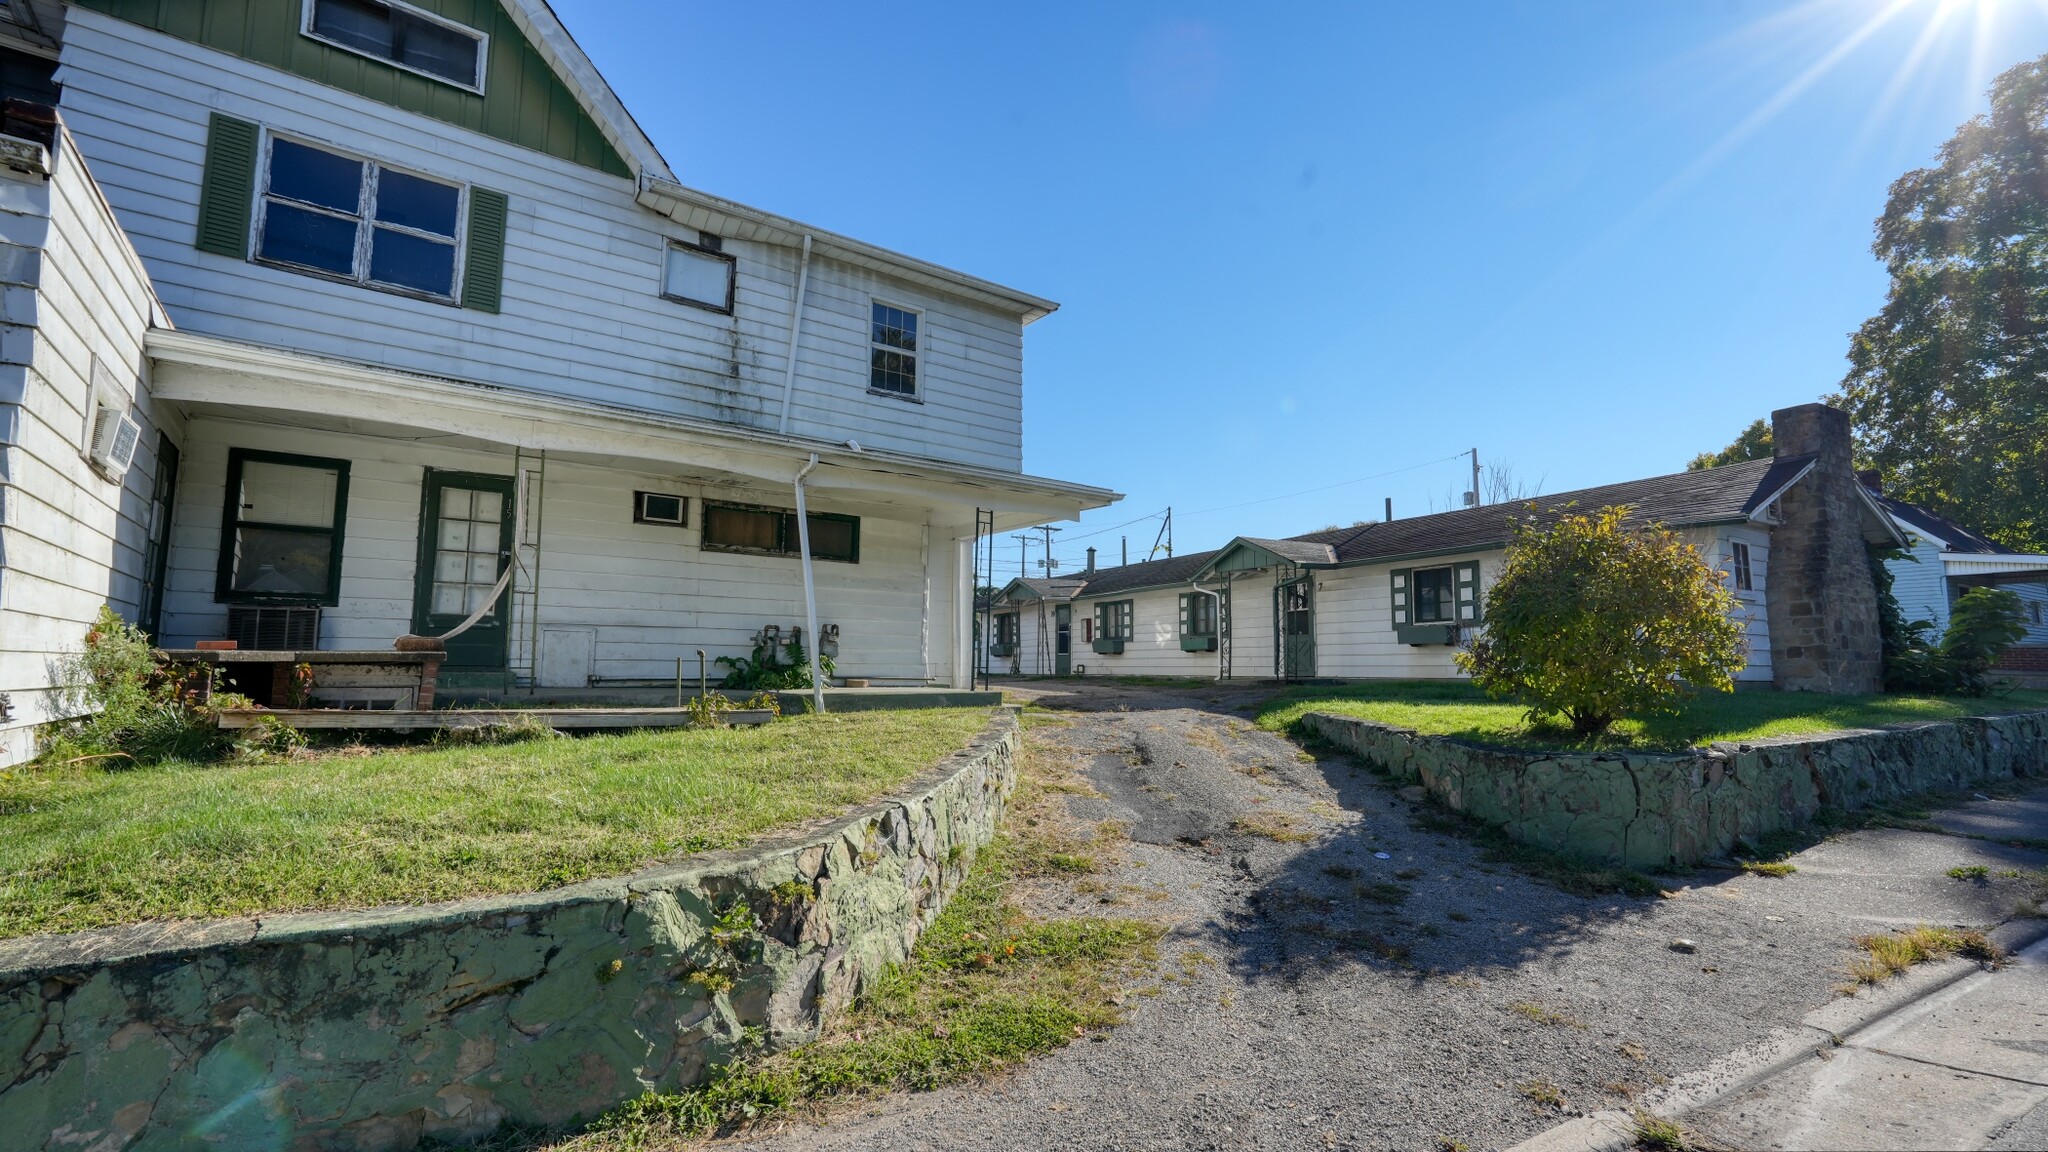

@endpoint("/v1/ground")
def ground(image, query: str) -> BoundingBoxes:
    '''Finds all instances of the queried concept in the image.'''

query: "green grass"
[0,709,995,939]
[1255,681,2048,752]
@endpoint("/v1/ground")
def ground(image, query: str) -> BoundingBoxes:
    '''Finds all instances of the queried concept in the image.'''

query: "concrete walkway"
[1686,935,2048,1150]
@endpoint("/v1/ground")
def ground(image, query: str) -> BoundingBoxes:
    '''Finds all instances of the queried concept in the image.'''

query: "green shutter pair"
[1387,563,1484,625]
[195,113,509,313]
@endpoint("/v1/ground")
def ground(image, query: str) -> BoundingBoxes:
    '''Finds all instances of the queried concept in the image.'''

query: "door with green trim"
[1054,605,1072,676]
[1278,576,1315,680]
[414,470,514,683]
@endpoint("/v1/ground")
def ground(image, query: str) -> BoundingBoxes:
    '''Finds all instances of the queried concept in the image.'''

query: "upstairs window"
[217,448,351,605]
[662,236,735,312]
[702,501,860,563]
[1732,541,1754,591]
[257,136,464,301]
[305,0,487,92]
[1412,565,1456,623]
[870,300,920,398]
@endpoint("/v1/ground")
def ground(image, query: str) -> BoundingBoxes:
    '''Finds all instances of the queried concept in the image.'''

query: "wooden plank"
[214,708,775,730]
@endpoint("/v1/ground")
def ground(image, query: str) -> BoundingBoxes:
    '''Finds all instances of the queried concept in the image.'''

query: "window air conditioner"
[89,406,140,476]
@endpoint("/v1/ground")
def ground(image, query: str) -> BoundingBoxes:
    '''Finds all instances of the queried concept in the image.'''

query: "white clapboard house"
[1867,483,2048,684]
[1000,404,1904,694]
[0,0,1116,763]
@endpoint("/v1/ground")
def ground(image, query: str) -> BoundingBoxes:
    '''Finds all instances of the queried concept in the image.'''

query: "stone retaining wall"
[0,711,1020,1151]
[1298,709,2048,868]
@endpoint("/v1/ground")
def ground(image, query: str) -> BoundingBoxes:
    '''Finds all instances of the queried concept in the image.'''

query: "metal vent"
[226,606,320,651]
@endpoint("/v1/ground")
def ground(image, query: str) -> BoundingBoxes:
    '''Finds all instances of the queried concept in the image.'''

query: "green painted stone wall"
[0,713,1018,1150]
[72,0,633,177]
[1299,709,2048,868]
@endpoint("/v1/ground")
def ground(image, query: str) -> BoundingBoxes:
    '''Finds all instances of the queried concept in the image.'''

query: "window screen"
[663,241,734,311]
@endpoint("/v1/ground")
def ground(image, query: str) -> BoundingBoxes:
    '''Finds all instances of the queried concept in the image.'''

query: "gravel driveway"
[729,680,2048,1152]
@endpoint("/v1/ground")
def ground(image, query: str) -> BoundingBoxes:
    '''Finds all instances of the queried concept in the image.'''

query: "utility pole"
[1009,533,1034,578]
[1033,525,1063,575]
[1467,448,1481,507]
[1148,507,1173,560]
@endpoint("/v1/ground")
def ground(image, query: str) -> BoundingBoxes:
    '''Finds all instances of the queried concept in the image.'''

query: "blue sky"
[554,0,2048,573]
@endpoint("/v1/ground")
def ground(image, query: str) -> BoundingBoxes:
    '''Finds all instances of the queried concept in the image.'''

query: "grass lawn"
[1255,681,2048,753]
[0,708,995,940]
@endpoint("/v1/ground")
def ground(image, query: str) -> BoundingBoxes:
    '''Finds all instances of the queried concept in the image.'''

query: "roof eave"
[636,177,1060,322]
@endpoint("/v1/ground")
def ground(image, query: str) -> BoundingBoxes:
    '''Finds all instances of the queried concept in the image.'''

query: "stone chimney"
[1765,403,1883,693]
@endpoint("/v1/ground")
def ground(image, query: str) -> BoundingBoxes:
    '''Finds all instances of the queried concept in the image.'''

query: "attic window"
[662,239,735,312]
[304,0,487,93]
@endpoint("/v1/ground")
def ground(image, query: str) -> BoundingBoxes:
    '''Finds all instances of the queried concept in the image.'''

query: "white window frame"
[1731,540,1755,594]
[868,297,924,403]
[659,238,736,314]
[252,130,469,305]
[300,0,489,95]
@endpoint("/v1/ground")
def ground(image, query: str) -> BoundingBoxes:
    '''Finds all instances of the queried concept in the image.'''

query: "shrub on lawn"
[1943,588,2029,696]
[1456,507,1746,737]
[43,607,235,766]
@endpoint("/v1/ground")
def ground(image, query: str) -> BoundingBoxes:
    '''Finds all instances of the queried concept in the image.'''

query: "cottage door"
[414,471,515,688]
[1054,605,1072,676]
[1279,576,1315,680]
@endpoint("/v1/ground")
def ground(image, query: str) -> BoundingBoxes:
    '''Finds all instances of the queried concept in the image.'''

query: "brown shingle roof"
[1290,455,1815,565]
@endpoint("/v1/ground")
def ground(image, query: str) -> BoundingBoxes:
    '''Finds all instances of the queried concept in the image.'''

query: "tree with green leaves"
[1834,55,2048,552]
[1943,587,2029,695]
[1457,507,1747,736]
[1687,419,1773,471]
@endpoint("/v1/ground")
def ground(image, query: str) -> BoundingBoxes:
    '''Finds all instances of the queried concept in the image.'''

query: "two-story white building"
[0,0,1116,761]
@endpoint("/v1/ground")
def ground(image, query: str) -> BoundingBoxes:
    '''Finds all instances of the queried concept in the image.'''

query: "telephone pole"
[1008,533,1034,577]
[1468,448,1481,507]
[1033,525,1063,575]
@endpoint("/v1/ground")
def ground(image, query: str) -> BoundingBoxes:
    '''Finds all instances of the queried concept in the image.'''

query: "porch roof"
[1190,537,1336,579]
[146,331,1117,533]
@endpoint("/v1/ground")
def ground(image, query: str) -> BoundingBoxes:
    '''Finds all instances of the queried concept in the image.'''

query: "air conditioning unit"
[227,606,321,651]
[88,405,140,477]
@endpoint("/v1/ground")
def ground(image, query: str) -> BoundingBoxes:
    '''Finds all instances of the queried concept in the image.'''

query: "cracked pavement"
[723,680,2048,1152]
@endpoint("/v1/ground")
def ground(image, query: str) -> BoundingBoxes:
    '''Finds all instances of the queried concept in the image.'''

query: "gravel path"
[729,681,2048,1152]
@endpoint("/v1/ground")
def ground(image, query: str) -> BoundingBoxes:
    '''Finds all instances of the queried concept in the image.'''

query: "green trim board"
[75,0,632,177]
[216,447,352,606]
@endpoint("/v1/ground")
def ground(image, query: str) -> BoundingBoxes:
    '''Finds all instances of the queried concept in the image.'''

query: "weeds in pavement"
[1436,1138,1471,1152]
[1509,1000,1585,1029]
[1516,1080,1566,1110]
[1357,881,1410,906]
[1947,864,1990,881]
[1232,813,1316,843]
[1738,860,1796,878]
[1849,925,2005,986]
[1633,1111,1691,1151]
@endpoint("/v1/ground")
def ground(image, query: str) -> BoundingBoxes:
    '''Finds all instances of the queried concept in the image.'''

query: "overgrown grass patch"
[1849,925,2004,986]
[0,709,995,938]
[1255,681,2048,753]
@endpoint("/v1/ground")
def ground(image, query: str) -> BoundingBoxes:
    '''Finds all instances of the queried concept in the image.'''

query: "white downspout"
[1190,581,1225,682]
[777,234,814,434]
[793,453,826,714]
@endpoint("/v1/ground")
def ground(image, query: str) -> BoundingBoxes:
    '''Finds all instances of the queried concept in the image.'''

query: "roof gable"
[76,0,664,179]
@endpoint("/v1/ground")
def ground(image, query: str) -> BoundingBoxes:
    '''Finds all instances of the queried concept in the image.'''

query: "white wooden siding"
[0,128,173,765]
[159,418,959,685]
[1070,585,1221,679]
[1312,556,1499,680]
[56,10,1027,472]
[1887,537,1953,631]
[1704,525,1773,683]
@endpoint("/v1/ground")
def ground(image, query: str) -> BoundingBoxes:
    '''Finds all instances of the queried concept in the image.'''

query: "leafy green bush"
[1457,507,1746,736]
[1872,547,1955,693]
[1943,587,2029,696]
[43,607,234,765]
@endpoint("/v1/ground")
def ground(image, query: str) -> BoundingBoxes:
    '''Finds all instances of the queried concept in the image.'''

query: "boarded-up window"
[701,501,859,563]
[662,240,734,311]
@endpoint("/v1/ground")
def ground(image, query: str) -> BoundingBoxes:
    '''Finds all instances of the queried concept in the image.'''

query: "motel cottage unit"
[993,404,1907,694]
[0,0,1117,763]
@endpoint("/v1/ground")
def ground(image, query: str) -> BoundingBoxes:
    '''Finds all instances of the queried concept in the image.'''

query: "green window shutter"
[1178,593,1191,635]
[1390,568,1412,627]
[462,187,509,313]
[195,113,259,258]
[1455,561,1482,624]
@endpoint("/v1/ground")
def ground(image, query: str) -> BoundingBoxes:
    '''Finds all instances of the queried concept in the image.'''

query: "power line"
[1179,452,1470,518]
